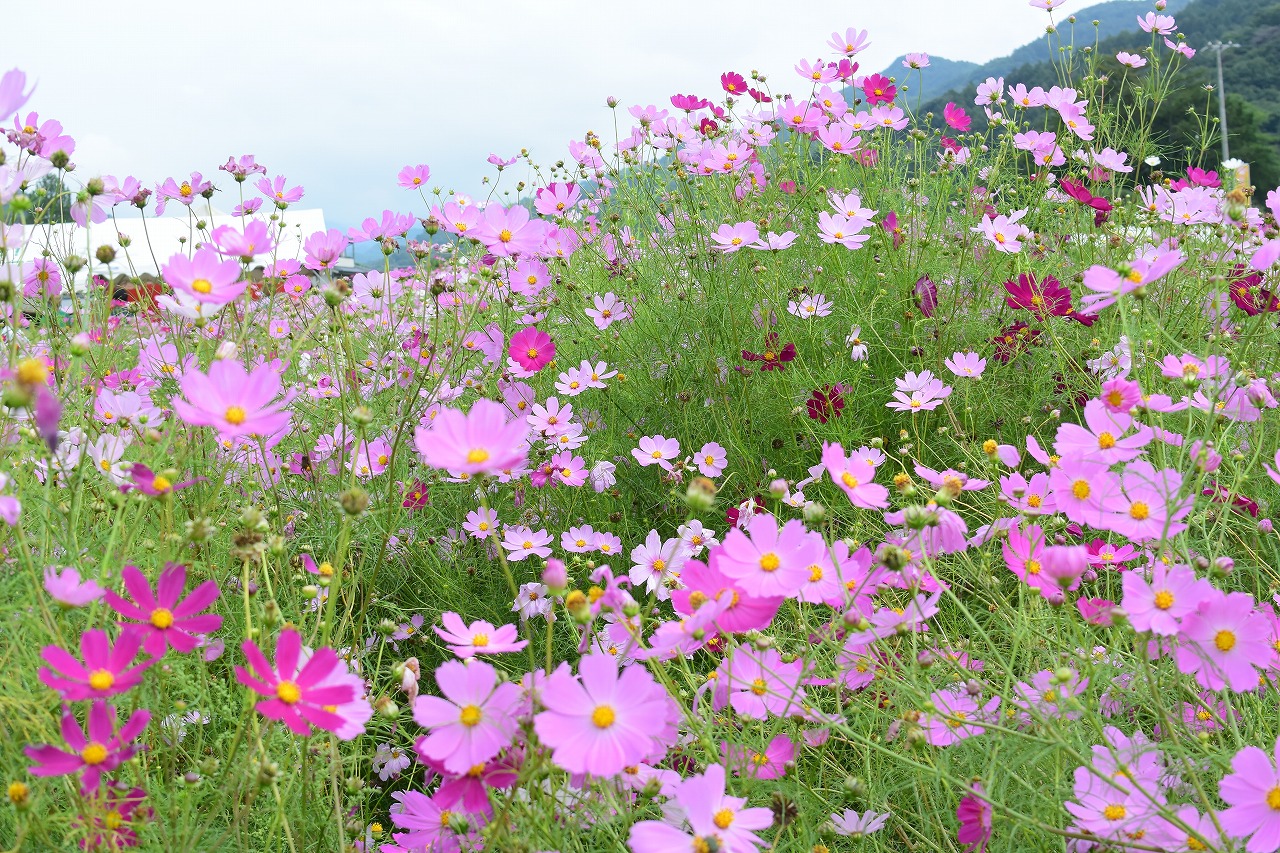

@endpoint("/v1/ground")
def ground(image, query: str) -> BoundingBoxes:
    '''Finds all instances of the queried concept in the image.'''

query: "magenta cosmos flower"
[629,763,773,853]
[956,782,993,852]
[533,653,670,776]
[433,612,528,658]
[1121,562,1214,636]
[235,628,368,739]
[39,629,154,701]
[25,701,151,794]
[171,359,293,437]
[414,398,530,476]
[412,659,521,774]
[1218,737,1280,852]
[106,564,222,657]
[508,326,555,372]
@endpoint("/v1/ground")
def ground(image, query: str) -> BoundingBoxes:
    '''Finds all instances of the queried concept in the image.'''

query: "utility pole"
[1206,40,1240,160]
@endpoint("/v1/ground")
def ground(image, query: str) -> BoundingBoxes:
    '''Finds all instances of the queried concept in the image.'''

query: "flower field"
[4,2,1280,850]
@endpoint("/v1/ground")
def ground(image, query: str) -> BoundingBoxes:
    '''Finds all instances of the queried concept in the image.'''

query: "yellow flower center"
[841,472,860,489]
[276,681,301,704]
[466,448,490,464]
[1214,630,1236,652]
[750,678,768,696]
[1027,494,1042,508]
[1266,786,1280,810]
[224,406,247,425]
[652,559,666,572]
[16,358,48,386]
[104,810,124,830]
[459,704,482,727]
[1129,502,1150,521]
[498,229,513,243]
[591,705,616,728]
[809,565,824,582]
[1026,560,1041,575]
[1104,804,1127,821]
[1071,480,1091,500]
[1097,432,1116,449]
[471,634,489,648]
[191,278,213,294]
[759,553,780,572]
[713,809,735,829]
[88,670,115,691]
[150,608,174,629]
[81,743,109,765]
[1154,591,1174,610]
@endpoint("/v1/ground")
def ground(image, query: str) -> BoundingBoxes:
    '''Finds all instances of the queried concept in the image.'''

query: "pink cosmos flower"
[412,660,521,774]
[1053,399,1150,465]
[500,525,553,561]
[301,228,348,271]
[921,689,1000,746]
[973,210,1029,253]
[943,102,972,131]
[1218,737,1280,851]
[1122,562,1214,636]
[235,628,369,739]
[533,653,669,775]
[256,175,304,206]
[822,442,889,509]
[715,513,824,598]
[710,221,760,253]
[717,646,806,719]
[0,69,34,120]
[398,164,431,189]
[508,326,555,372]
[629,763,773,853]
[25,701,151,794]
[724,734,796,780]
[585,292,630,329]
[1079,249,1184,313]
[432,612,528,658]
[105,564,222,657]
[671,555,781,634]
[171,359,293,437]
[162,247,246,306]
[696,442,728,477]
[832,809,890,838]
[39,629,154,701]
[473,203,546,258]
[414,398,531,476]
[1175,590,1273,692]
[390,789,477,852]
[1108,461,1192,542]
[44,566,105,607]
[944,352,987,378]
[632,435,680,471]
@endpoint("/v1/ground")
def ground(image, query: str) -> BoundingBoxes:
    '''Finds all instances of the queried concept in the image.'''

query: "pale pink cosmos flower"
[822,442,889,509]
[414,399,530,476]
[973,210,1029,253]
[921,689,1000,746]
[1079,248,1184,313]
[1217,737,1280,851]
[585,292,630,329]
[697,441,728,477]
[632,435,680,471]
[1121,562,1214,636]
[533,653,669,775]
[1137,11,1176,33]
[944,352,987,378]
[412,659,521,773]
[833,808,890,837]
[709,221,760,253]
[162,247,246,306]
[44,566,105,607]
[629,763,774,852]
[432,613,528,658]
[1116,51,1146,68]
[500,526,552,561]
[171,359,293,437]
[1175,590,1273,692]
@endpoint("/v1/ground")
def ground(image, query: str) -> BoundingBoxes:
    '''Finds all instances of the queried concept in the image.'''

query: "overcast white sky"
[8,0,1089,228]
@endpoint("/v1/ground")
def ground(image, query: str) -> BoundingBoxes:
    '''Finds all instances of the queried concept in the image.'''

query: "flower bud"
[340,487,370,515]
[542,558,568,592]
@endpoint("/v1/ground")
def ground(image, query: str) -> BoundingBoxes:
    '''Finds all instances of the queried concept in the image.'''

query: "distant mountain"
[877,0,1193,100]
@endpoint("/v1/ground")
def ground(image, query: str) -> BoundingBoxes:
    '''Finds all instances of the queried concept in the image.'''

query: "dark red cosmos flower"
[1202,480,1259,517]
[991,322,1041,363]
[726,496,766,527]
[742,332,796,371]
[1227,267,1280,316]
[1003,272,1073,319]
[806,384,846,424]
[403,480,430,510]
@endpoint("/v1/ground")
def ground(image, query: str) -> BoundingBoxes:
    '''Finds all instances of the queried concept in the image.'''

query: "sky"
[8,0,1078,230]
